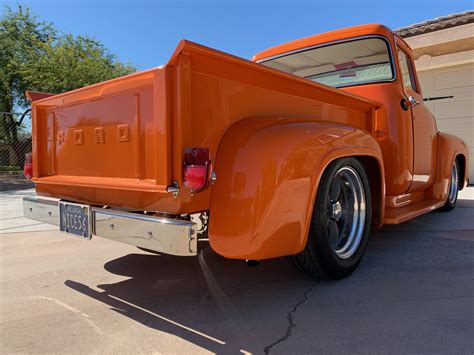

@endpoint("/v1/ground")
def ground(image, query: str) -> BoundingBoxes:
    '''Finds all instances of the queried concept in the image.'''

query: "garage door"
[418,62,474,181]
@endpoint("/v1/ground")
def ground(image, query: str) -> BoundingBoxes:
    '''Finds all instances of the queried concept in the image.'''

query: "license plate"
[59,202,91,239]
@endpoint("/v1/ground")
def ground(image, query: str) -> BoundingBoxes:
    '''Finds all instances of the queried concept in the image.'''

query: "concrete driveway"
[1,188,473,354]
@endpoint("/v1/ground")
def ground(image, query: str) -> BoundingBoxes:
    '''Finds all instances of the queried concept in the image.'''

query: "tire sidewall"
[440,159,459,211]
[312,158,372,275]
[447,159,459,206]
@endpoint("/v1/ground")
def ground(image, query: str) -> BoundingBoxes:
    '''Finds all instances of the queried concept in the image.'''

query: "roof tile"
[395,10,474,37]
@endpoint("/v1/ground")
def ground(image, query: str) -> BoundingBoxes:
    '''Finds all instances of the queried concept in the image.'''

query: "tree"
[0,5,136,163]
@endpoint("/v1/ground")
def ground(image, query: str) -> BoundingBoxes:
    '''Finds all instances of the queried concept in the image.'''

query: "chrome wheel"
[327,166,366,259]
[448,161,459,204]
[293,157,372,279]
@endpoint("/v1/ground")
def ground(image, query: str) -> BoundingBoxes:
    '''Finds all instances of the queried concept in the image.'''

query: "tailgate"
[32,67,171,192]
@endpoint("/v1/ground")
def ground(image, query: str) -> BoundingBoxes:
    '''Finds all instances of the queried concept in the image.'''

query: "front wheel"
[292,158,372,279]
[439,159,459,212]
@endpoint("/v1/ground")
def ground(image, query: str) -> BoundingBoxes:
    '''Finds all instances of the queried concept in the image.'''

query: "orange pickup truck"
[24,24,469,279]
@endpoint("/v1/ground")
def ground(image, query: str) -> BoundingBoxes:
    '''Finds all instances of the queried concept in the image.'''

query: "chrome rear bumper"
[23,196,197,256]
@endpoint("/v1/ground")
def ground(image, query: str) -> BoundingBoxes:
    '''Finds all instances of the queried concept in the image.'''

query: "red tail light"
[23,153,33,179]
[183,148,211,192]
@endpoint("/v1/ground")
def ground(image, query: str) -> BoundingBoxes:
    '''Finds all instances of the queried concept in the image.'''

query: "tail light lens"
[23,153,33,179]
[183,148,211,192]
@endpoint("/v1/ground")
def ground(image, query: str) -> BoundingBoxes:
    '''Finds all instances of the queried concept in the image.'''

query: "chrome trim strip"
[256,35,397,86]
[23,197,197,256]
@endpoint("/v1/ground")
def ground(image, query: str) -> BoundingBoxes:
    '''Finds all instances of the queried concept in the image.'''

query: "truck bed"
[32,40,380,214]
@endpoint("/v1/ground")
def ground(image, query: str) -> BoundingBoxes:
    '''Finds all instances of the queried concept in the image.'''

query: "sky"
[1,0,472,71]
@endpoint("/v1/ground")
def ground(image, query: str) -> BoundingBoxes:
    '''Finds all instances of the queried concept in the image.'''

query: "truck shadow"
[64,200,473,353]
[65,244,317,354]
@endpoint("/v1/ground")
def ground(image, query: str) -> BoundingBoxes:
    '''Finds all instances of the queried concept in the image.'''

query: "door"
[396,46,438,192]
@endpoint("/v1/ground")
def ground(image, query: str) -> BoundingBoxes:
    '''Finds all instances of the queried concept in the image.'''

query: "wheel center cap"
[331,201,342,221]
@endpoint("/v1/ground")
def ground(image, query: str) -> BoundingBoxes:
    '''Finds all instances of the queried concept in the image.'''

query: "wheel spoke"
[329,176,341,202]
[327,166,366,260]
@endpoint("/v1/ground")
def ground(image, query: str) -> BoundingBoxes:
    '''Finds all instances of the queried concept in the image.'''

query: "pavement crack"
[263,283,318,354]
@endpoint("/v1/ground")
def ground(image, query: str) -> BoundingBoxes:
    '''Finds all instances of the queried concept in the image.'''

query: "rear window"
[261,37,394,88]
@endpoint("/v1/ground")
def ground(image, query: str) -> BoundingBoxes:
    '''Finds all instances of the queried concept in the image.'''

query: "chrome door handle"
[408,96,419,106]
[401,96,420,111]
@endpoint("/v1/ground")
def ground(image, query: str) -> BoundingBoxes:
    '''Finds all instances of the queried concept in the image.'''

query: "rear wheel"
[439,159,459,211]
[292,158,372,279]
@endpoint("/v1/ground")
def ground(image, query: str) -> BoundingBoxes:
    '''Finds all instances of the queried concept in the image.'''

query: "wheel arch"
[209,116,385,260]
[307,152,385,233]
[455,154,467,190]
[355,155,385,226]
[428,132,469,200]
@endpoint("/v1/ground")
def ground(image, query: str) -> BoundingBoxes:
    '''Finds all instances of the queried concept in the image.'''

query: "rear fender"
[427,132,470,201]
[209,117,384,260]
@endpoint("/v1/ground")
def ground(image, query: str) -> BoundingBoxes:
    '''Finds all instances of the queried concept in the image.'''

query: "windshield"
[261,37,394,88]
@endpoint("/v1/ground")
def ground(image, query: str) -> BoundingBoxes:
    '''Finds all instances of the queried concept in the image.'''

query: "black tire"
[292,157,372,279]
[439,159,459,212]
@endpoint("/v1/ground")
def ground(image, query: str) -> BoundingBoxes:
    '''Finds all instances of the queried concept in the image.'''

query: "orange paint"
[29,24,469,260]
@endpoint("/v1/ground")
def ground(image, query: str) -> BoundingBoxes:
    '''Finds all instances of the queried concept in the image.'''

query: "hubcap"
[326,166,366,259]
[330,201,342,221]
[448,161,459,204]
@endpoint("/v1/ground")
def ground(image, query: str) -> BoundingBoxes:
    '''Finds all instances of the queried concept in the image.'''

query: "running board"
[383,199,445,224]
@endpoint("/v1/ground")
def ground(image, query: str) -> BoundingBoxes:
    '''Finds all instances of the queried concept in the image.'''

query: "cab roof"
[253,24,400,62]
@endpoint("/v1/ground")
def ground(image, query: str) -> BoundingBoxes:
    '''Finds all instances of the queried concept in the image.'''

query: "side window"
[397,47,417,92]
